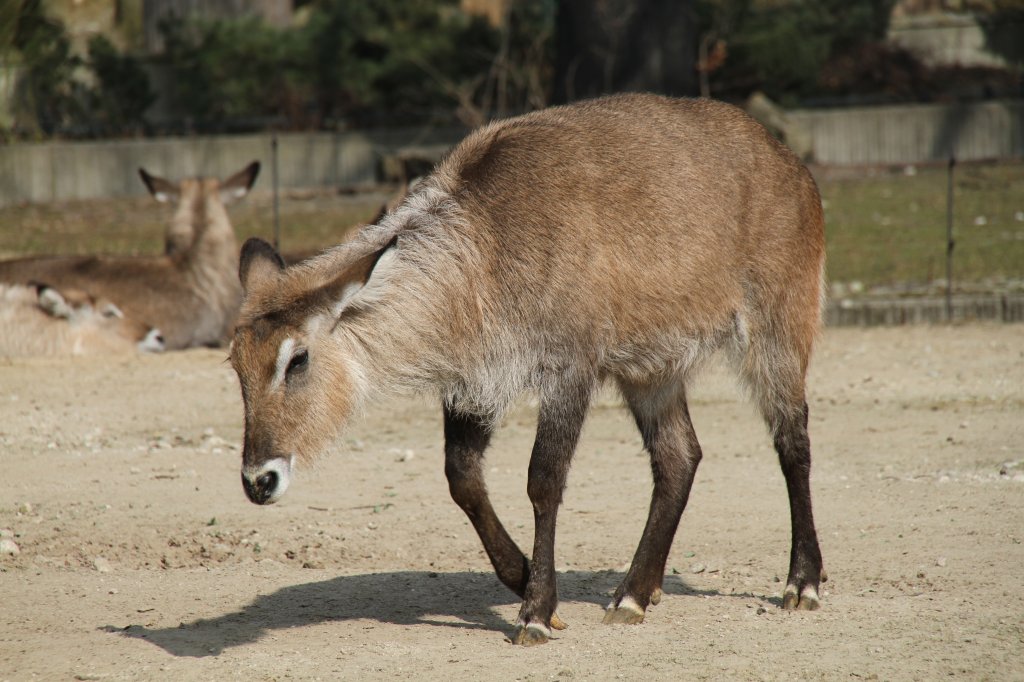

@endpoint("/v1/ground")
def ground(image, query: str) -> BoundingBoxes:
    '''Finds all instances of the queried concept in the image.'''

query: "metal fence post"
[946,155,955,322]
[272,133,281,252]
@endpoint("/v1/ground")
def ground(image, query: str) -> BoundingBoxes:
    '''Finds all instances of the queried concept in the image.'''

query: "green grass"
[819,160,1024,292]
[1,161,1021,292]
[0,189,390,261]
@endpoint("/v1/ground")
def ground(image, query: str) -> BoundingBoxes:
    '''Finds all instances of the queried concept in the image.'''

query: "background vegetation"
[4,0,1020,138]
[2,1,1022,291]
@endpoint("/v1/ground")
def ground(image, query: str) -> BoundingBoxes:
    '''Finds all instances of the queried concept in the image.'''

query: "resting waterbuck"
[230,94,826,645]
[0,283,165,356]
[0,162,259,349]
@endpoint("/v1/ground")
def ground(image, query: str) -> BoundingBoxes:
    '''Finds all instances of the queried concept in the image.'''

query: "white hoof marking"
[516,621,551,639]
[608,596,645,616]
[801,585,820,603]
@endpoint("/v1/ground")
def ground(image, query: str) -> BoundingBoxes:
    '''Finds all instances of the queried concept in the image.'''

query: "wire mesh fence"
[820,158,1024,295]
[819,156,1024,323]
[0,132,1021,325]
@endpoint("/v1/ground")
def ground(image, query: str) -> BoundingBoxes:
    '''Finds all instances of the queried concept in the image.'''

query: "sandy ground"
[1,324,1022,681]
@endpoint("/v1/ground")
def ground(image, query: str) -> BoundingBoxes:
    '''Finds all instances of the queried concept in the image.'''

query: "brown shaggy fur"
[232,94,826,644]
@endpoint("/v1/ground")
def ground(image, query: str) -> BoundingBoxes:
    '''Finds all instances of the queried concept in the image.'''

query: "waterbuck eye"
[286,349,309,376]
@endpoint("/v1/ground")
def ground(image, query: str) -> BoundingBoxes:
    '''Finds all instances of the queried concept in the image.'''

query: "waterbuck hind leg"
[443,405,530,594]
[771,401,825,610]
[511,377,592,646]
[604,381,703,625]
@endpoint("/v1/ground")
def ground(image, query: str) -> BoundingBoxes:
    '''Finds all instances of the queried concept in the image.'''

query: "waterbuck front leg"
[443,405,570,632]
[444,406,529,590]
[511,376,592,646]
[604,381,703,624]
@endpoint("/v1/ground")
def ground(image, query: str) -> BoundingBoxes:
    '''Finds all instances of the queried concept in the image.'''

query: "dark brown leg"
[510,378,592,646]
[771,401,825,610]
[443,404,531,596]
[604,382,703,624]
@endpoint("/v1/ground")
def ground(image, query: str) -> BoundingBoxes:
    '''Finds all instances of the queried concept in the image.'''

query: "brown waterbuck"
[0,283,165,356]
[0,162,259,349]
[229,94,826,645]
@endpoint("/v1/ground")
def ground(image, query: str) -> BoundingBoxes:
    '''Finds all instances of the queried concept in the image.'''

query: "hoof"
[782,584,821,611]
[510,622,551,646]
[650,587,663,606]
[550,612,568,631]
[602,596,645,625]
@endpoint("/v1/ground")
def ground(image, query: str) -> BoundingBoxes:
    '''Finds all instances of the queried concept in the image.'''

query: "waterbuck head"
[139,162,260,257]
[229,236,396,505]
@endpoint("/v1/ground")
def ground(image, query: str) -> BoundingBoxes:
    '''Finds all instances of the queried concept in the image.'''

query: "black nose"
[242,470,278,505]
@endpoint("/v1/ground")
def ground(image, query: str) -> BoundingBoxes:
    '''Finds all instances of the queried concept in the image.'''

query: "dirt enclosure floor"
[1,325,1022,681]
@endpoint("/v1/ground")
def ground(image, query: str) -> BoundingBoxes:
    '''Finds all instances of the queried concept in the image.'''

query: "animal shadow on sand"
[102,569,752,656]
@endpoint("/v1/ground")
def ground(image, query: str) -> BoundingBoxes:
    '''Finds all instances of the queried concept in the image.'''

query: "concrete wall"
[790,99,1024,165]
[1,100,1021,206]
[826,294,1024,326]
[0,128,464,206]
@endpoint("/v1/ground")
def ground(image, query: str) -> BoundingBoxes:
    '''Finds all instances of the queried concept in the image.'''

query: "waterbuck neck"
[174,188,240,288]
[329,206,525,421]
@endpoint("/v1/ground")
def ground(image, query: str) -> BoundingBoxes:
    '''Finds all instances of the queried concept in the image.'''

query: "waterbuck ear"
[239,237,285,292]
[139,168,179,203]
[35,285,74,320]
[220,161,260,204]
[329,236,398,317]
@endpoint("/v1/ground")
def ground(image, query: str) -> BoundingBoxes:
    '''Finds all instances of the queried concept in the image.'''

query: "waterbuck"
[229,94,826,645]
[0,162,259,349]
[0,283,165,356]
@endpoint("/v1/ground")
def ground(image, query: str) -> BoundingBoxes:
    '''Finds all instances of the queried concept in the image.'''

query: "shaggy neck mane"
[245,179,531,422]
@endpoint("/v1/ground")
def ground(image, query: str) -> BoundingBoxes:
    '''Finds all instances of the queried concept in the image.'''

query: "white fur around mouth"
[138,328,166,353]
[244,456,295,504]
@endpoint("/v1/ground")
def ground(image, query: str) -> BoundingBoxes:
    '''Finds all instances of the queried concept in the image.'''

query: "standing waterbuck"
[230,94,826,645]
[0,162,259,349]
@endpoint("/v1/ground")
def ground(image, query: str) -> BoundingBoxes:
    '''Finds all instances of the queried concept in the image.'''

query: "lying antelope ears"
[138,168,179,203]
[239,237,285,293]
[329,236,399,317]
[35,285,74,320]
[220,161,261,204]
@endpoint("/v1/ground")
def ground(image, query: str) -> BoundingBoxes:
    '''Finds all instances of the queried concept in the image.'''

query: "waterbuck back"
[229,94,826,644]
[0,162,259,349]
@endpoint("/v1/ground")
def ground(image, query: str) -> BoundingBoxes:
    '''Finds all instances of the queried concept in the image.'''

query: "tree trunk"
[553,0,698,103]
